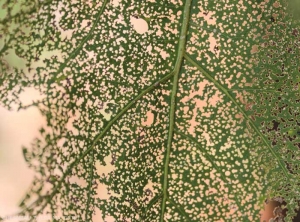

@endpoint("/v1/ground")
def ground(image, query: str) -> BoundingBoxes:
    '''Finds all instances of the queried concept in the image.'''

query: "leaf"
[0,0,300,221]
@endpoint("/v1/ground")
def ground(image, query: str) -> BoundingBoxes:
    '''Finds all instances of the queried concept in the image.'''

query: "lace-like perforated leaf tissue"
[0,0,300,221]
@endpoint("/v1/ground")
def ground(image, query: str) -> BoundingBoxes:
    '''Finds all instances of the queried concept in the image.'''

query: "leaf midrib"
[160,0,192,221]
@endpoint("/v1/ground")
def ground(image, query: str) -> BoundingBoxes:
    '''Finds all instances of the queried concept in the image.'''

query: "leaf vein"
[160,0,192,221]
[183,53,291,181]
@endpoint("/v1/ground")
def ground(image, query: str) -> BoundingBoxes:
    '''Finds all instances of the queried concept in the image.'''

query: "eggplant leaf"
[0,0,300,221]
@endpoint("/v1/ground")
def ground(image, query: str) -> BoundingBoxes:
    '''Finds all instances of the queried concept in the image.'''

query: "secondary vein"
[29,70,175,218]
[183,53,291,180]
[51,0,109,81]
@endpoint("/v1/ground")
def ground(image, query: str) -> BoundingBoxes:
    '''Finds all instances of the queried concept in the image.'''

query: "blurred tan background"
[0,103,42,216]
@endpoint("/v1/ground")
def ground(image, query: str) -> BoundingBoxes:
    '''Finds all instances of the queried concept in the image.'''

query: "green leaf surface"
[1,0,300,221]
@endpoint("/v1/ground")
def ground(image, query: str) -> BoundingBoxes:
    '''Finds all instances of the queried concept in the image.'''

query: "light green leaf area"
[0,0,299,221]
